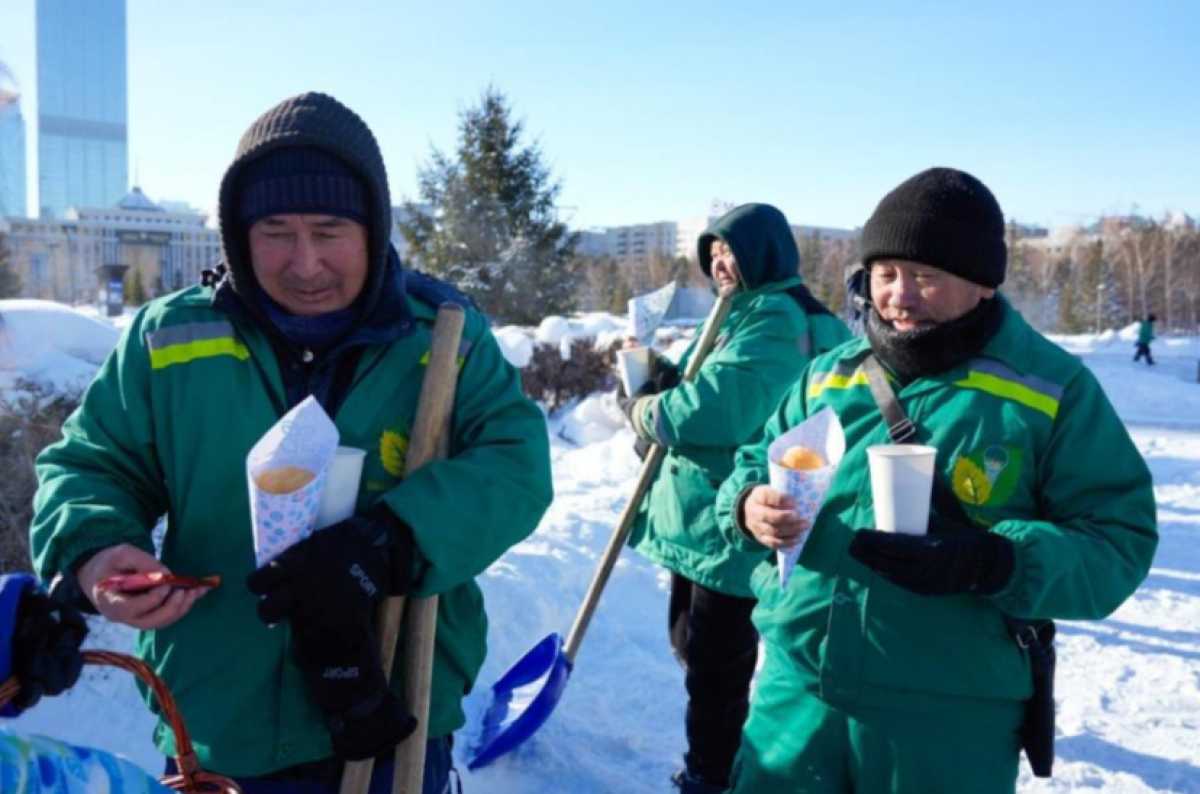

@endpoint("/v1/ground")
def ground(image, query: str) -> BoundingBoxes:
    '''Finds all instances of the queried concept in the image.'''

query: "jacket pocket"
[649,454,723,554]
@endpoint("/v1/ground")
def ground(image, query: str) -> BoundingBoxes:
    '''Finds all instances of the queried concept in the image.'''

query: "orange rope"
[1,651,241,794]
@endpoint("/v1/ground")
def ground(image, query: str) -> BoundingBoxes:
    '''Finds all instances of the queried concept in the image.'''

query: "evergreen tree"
[399,87,579,323]
[0,234,20,298]
[1077,240,1107,332]
[1056,255,1085,333]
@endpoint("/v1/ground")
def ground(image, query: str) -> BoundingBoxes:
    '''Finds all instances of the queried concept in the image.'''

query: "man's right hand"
[75,544,209,630]
[742,486,810,550]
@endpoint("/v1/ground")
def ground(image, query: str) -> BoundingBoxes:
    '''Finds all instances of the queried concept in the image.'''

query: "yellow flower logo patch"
[952,458,991,505]
[380,430,409,477]
[952,445,1022,508]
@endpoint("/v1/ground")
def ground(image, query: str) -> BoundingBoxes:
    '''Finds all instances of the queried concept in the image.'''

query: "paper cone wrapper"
[766,407,846,587]
[247,396,340,566]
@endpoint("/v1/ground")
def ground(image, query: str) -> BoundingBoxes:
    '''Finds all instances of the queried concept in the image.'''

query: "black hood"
[216,92,394,321]
[697,203,800,290]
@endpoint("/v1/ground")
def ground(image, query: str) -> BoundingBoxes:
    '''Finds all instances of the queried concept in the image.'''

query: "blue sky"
[2,0,1197,230]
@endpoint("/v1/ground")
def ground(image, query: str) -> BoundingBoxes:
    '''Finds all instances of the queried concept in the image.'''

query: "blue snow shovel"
[468,289,735,770]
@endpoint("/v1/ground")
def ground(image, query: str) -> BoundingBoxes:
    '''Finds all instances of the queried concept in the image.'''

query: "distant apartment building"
[571,221,677,267]
[577,212,858,268]
[37,0,129,217]
[5,187,221,304]
[675,215,720,261]
[0,71,26,218]
[790,224,858,243]
[1017,225,1097,259]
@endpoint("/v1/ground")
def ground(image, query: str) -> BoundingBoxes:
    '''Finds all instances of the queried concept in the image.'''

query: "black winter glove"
[848,527,1015,597]
[11,588,88,710]
[246,504,415,628]
[648,357,682,393]
[246,506,420,760]
[290,621,418,760]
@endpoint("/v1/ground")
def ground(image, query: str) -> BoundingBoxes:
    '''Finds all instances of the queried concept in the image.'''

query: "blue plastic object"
[467,632,573,769]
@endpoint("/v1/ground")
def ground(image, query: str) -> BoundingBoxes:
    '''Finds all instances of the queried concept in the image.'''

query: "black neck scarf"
[865,297,1004,383]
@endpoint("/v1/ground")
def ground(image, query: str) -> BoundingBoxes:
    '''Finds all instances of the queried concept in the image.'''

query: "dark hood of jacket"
[698,203,800,290]
[215,92,396,324]
[698,203,833,318]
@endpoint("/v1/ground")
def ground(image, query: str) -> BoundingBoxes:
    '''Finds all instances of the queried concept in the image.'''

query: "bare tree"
[1160,215,1196,331]
[1105,217,1162,325]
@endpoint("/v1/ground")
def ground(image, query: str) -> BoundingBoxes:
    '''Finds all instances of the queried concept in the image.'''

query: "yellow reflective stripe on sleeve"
[418,350,466,368]
[418,336,473,368]
[149,337,251,369]
[954,371,1059,419]
[807,370,869,398]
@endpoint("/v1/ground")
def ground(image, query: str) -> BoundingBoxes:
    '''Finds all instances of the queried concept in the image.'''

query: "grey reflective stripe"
[797,333,811,358]
[145,321,239,351]
[967,359,1064,403]
[811,357,863,382]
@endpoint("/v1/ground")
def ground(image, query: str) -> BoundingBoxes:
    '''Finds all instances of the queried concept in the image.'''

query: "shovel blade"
[467,632,573,770]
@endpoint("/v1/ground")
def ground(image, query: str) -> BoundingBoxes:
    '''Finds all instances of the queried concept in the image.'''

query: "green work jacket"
[31,285,552,776]
[716,298,1157,709]
[629,278,851,596]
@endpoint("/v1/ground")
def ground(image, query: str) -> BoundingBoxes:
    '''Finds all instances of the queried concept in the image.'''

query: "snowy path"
[8,330,1200,792]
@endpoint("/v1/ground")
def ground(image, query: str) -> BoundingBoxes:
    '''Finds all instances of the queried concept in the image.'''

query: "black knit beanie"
[237,146,368,227]
[860,167,1007,288]
[216,92,394,318]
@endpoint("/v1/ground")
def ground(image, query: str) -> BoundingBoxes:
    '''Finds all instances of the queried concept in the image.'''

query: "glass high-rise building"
[0,78,27,218]
[37,0,128,218]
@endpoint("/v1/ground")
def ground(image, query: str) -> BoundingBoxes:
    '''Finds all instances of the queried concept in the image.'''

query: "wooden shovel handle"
[340,304,466,794]
[562,289,735,663]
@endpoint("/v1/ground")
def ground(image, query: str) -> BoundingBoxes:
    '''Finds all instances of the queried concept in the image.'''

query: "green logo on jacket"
[951,445,1023,507]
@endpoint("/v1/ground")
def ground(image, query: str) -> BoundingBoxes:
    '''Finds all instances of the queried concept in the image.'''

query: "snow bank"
[0,300,121,392]
[528,313,630,360]
[11,306,1200,793]
[494,325,535,368]
[556,392,626,446]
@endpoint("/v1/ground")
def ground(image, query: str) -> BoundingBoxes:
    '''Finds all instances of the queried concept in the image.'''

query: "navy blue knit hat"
[236,145,369,227]
[860,167,1007,288]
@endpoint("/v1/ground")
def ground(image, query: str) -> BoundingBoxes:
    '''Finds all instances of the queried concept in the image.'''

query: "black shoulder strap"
[861,355,916,443]
[860,353,1053,639]
[861,354,971,525]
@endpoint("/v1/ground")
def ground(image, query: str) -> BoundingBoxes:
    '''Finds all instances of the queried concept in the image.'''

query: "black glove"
[11,588,88,710]
[648,358,681,393]
[848,526,1015,596]
[290,620,417,759]
[246,506,419,760]
[246,504,415,628]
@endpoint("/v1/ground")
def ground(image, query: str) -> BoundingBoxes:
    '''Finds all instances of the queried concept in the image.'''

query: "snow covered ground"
[5,300,1200,792]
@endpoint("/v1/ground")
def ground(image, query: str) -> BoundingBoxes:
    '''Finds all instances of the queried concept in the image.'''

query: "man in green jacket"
[30,92,553,793]
[619,203,850,794]
[716,168,1157,793]
[1134,313,1156,365]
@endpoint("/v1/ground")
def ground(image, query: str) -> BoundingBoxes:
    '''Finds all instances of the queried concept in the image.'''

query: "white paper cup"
[616,347,652,395]
[867,444,937,535]
[315,446,367,529]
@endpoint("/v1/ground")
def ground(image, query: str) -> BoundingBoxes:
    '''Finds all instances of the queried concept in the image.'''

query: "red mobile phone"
[96,571,221,594]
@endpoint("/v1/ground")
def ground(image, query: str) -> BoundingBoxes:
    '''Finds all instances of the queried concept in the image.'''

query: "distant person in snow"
[1134,313,1156,365]
[0,573,166,792]
[30,92,552,794]
[716,168,1158,793]
[617,203,851,793]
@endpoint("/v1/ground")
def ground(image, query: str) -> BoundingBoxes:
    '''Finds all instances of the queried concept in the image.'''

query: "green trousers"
[730,649,1024,794]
